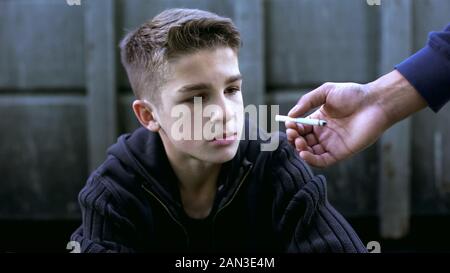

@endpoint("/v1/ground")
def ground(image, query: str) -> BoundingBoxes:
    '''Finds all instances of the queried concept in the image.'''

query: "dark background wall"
[0,0,449,252]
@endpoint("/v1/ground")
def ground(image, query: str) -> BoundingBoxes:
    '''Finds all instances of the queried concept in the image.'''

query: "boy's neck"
[171,155,221,190]
[173,159,221,219]
[160,134,222,219]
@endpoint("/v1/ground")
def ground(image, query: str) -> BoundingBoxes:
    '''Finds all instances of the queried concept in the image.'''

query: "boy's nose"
[210,100,235,125]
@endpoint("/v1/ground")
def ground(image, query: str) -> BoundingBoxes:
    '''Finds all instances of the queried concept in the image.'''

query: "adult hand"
[286,70,426,168]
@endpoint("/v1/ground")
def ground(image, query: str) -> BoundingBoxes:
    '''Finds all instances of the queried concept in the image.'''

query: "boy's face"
[154,47,244,164]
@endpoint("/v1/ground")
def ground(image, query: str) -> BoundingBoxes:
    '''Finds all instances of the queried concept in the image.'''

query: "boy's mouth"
[208,132,238,146]
[210,132,237,141]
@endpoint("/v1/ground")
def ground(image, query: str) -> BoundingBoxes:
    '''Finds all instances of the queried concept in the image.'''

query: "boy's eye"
[182,88,239,103]
[225,87,240,95]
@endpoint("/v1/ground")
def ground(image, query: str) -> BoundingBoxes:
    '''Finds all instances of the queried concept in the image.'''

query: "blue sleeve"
[395,23,450,112]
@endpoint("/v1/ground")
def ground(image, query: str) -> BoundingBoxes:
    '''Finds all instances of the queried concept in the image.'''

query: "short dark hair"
[119,8,241,100]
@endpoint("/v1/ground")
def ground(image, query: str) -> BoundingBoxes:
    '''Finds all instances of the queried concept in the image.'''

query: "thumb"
[288,83,332,118]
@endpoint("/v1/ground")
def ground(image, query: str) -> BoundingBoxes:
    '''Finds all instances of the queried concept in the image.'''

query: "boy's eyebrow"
[225,74,242,84]
[177,83,211,93]
[177,74,242,93]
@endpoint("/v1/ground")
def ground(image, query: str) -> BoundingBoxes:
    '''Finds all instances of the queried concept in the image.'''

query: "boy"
[70,8,367,253]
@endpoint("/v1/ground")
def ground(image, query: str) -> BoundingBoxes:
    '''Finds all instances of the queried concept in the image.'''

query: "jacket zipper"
[141,184,190,248]
[141,163,253,250]
[211,164,253,248]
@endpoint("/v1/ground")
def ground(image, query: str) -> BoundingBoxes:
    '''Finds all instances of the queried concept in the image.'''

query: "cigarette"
[275,114,327,126]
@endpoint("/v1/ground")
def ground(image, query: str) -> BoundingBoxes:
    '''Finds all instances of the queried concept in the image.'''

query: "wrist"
[365,70,427,127]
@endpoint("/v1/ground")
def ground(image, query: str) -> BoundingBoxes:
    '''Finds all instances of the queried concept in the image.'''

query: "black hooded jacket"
[70,122,367,253]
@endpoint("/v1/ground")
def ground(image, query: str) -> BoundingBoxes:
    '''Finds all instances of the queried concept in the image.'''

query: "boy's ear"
[132,100,161,132]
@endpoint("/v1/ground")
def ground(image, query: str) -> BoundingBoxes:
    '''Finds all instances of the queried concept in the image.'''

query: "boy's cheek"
[234,107,245,135]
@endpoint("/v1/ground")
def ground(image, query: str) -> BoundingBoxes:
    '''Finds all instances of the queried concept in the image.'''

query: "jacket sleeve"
[271,138,367,253]
[70,174,137,253]
[395,23,450,112]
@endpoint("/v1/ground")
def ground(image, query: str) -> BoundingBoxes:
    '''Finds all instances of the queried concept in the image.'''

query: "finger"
[311,144,326,155]
[295,137,312,153]
[288,83,332,118]
[286,128,299,143]
[305,133,318,147]
[299,151,336,168]
[285,121,312,136]
[285,121,298,130]
[298,123,313,136]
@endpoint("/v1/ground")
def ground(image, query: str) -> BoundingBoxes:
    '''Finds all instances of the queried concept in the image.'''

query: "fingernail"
[288,105,300,116]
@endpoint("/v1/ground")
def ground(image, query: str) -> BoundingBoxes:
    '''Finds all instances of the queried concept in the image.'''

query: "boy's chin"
[208,153,236,164]
[197,145,239,164]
